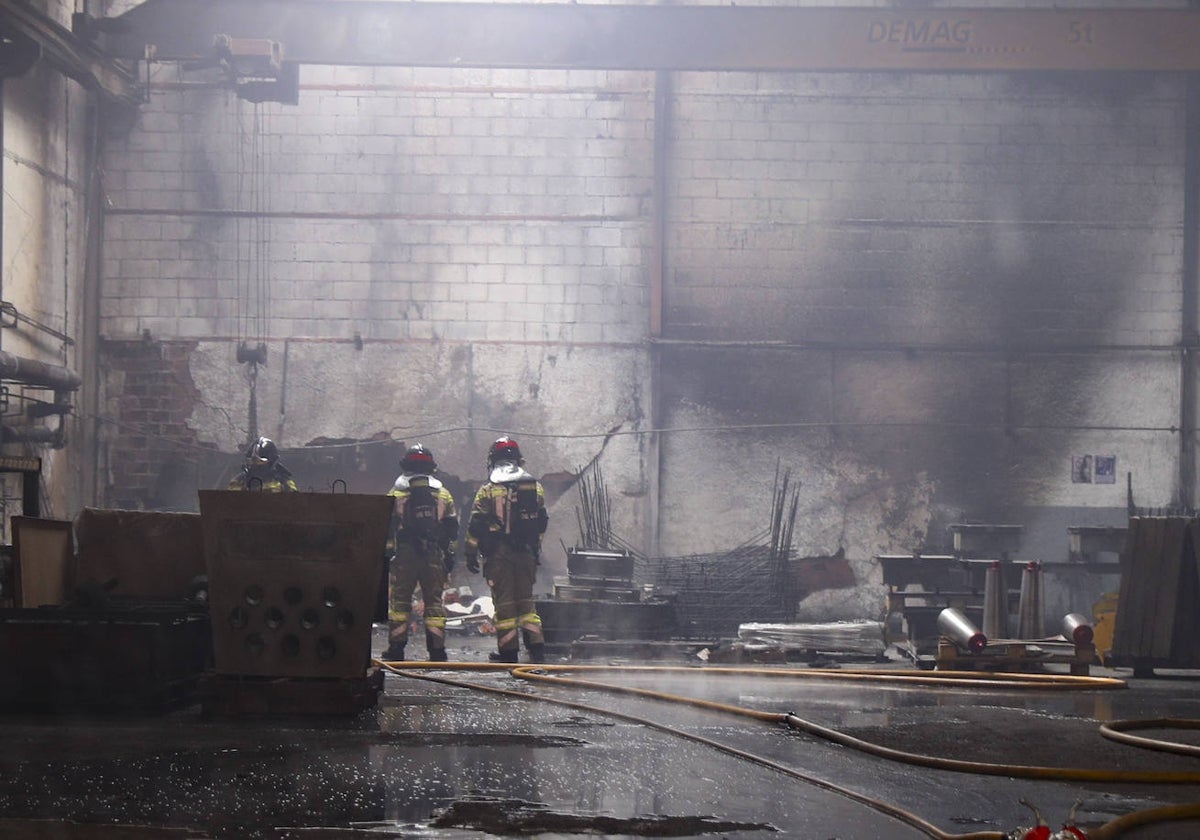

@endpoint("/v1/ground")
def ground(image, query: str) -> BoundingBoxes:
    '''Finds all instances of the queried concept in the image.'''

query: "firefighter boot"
[522,629,546,664]
[382,623,407,662]
[489,648,519,664]
[426,629,448,662]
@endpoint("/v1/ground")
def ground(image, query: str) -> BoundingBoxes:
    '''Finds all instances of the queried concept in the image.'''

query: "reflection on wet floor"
[0,632,1197,839]
[0,688,820,838]
[559,664,1185,726]
[430,795,778,834]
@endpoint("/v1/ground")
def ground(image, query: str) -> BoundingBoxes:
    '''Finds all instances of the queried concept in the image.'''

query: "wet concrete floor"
[0,629,1198,839]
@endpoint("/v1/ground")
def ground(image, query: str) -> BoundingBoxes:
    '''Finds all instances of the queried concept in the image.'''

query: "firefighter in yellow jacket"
[464,436,549,664]
[227,437,299,492]
[383,444,458,662]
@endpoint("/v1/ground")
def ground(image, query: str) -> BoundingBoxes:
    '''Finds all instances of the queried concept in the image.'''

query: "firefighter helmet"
[246,436,279,467]
[487,436,522,468]
[400,443,437,474]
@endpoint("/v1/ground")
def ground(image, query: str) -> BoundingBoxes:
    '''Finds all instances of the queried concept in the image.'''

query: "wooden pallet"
[199,668,384,716]
[937,640,1096,675]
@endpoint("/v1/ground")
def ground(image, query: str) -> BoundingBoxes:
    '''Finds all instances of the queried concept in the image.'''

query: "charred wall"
[94,61,1189,619]
[656,71,1182,617]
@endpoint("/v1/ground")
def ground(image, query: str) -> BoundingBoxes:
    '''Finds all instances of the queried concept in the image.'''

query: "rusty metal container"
[198,490,391,680]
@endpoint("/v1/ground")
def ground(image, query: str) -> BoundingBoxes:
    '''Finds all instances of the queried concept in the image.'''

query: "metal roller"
[1061,612,1094,646]
[937,607,987,653]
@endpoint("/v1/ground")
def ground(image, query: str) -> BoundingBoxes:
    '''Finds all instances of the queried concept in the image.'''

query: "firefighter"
[227,437,299,492]
[463,436,549,664]
[384,444,458,662]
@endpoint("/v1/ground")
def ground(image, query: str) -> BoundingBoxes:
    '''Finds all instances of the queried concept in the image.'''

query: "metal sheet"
[74,508,205,600]
[566,548,633,582]
[199,490,391,679]
[109,2,1200,72]
[535,597,676,646]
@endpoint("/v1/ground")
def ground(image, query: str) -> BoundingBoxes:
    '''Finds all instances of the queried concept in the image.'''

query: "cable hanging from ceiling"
[233,95,272,444]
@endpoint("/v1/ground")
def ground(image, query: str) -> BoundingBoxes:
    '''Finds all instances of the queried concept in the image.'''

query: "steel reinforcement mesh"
[637,545,795,639]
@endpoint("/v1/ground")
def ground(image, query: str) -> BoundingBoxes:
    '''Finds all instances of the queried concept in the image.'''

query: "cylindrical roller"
[937,607,987,653]
[981,560,1006,639]
[1061,612,1094,645]
[1016,561,1045,639]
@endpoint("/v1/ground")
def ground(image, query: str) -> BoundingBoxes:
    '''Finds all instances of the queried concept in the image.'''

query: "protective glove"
[442,548,455,574]
[465,548,480,574]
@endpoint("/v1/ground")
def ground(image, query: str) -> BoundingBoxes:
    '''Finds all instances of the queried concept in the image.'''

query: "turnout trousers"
[483,541,543,661]
[387,542,448,660]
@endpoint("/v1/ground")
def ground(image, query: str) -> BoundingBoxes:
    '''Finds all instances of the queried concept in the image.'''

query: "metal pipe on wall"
[1,424,59,445]
[1,79,4,320]
[1181,71,1200,511]
[80,98,105,508]
[0,351,82,390]
[647,65,672,558]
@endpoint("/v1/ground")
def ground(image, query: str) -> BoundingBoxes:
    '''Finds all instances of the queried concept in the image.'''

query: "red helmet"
[400,443,437,474]
[487,436,522,467]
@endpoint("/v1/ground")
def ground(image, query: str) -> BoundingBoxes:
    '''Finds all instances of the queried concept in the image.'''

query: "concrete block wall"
[1,0,93,522]
[666,72,1182,347]
[99,65,657,555]
[96,41,1192,618]
[101,65,654,347]
[656,70,1184,618]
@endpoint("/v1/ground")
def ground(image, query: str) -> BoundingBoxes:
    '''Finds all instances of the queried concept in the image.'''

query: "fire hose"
[375,660,1200,840]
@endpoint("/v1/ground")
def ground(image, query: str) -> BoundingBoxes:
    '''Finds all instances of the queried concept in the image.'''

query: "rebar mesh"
[637,544,794,638]
[573,461,801,639]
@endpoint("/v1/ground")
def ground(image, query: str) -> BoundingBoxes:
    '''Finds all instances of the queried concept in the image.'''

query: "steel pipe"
[1,424,60,444]
[0,351,82,390]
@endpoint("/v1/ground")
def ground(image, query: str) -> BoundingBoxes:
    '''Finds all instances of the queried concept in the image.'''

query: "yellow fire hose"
[375,659,1200,839]
[1099,718,1200,759]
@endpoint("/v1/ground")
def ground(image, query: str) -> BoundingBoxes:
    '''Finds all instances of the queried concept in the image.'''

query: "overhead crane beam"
[0,0,140,105]
[105,1,1200,73]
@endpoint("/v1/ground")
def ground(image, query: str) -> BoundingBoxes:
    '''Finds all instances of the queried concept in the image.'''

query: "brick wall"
[102,339,217,510]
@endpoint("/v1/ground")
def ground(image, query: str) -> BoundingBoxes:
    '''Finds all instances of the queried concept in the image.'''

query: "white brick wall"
[102,65,653,345]
[95,16,1194,563]
[665,71,1184,348]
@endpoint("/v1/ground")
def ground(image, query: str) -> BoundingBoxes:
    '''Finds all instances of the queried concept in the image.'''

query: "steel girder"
[0,0,140,104]
[104,1,1200,73]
